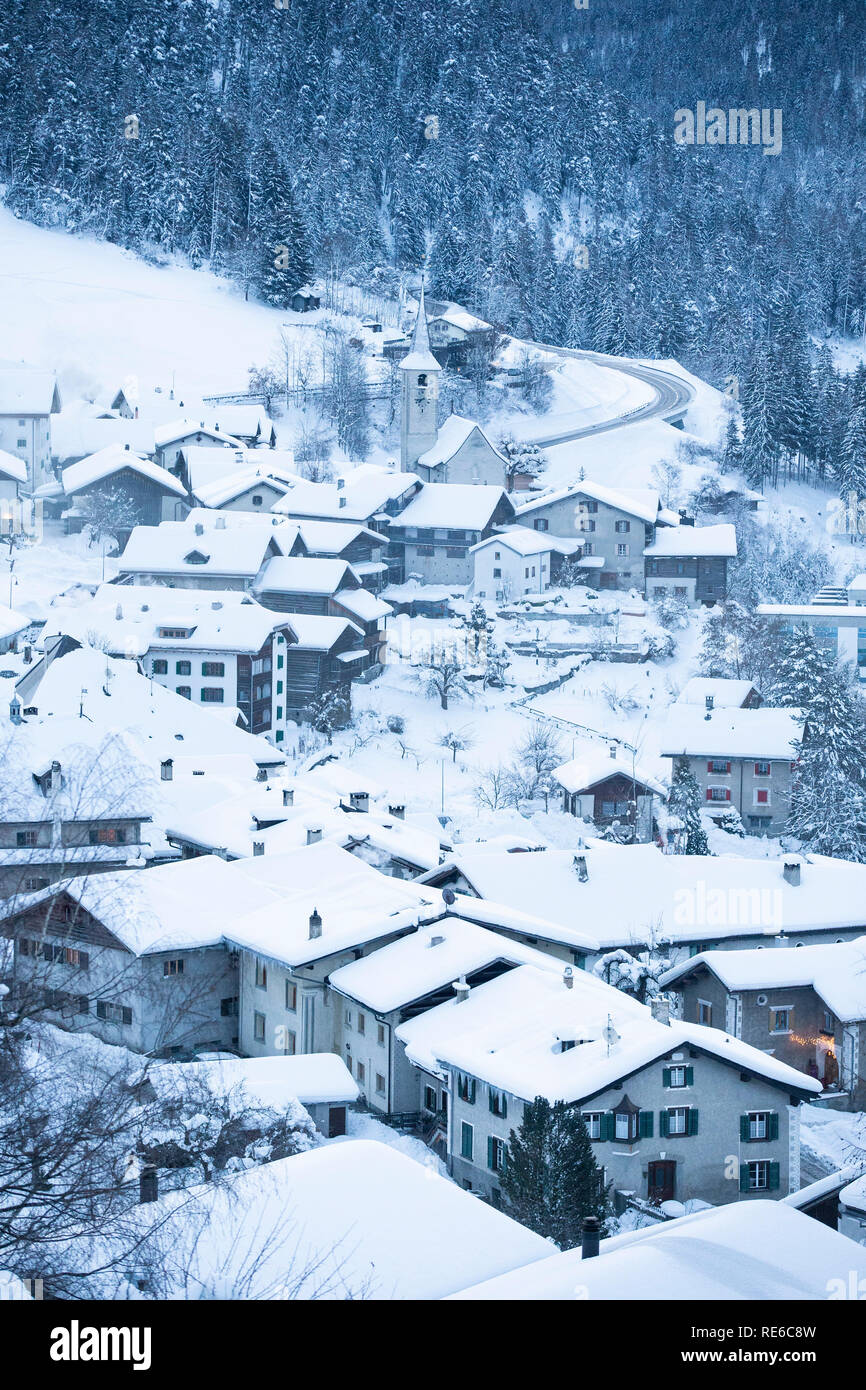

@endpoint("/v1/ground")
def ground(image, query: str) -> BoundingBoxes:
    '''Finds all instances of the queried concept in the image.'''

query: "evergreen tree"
[253,156,314,309]
[837,403,866,504]
[667,759,710,855]
[500,1096,609,1249]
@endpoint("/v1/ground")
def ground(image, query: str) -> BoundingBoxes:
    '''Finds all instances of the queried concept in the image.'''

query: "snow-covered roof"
[0,362,60,415]
[118,520,286,577]
[193,468,292,508]
[114,1140,551,1300]
[471,527,581,558]
[660,706,804,760]
[400,286,442,374]
[332,587,392,623]
[200,405,275,441]
[293,518,383,555]
[660,937,866,1021]
[516,479,660,524]
[452,1200,865,1300]
[553,746,667,797]
[153,418,241,449]
[0,448,27,484]
[254,556,358,596]
[839,1172,866,1213]
[329,918,556,1013]
[0,603,29,640]
[644,522,737,558]
[44,584,293,656]
[397,962,820,1102]
[430,307,491,334]
[273,466,421,522]
[394,483,513,530]
[147,1053,359,1107]
[421,842,866,949]
[223,839,441,967]
[50,413,156,463]
[284,613,363,651]
[675,677,758,709]
[61,446,187,498]
[417,415,505,471]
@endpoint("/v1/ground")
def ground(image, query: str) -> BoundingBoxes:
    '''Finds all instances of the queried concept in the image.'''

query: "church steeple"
[400,286,440,472]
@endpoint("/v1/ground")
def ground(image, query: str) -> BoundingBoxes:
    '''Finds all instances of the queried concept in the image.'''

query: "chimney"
[194,522,204,536]
[337,478,345,490]
[580,1215,600,1260]
[115,603,123,621]
[349,791,369,813]
[428,934,446,948]
[609,745,617,759]
[783,859,801,887]
[388,803,405,819]
[139,1165,158,1205]
[134,406,139,418]
[255,768,268,782]
[211,600,223,611]
[23,645,32,664]
[124,442,130,450]
[574,853,588,882]
[563,966,574,990]
[160,758,173,781]
[252,841,265,856]
[705,694,714,712]
[215,514,226,529]
[309,908,322,940]
[339,495,347,508]
[650,997,671,1026]
[9,694,22,725]
[453,976,470,1004]
[307,826,323,844]
[282,788,294,807]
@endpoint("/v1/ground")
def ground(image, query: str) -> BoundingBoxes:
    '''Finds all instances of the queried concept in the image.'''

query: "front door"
[328,1106,346,1138]
[648,1160,676,1202]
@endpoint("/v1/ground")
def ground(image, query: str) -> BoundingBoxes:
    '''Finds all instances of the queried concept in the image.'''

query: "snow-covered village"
[1,0,866,1347]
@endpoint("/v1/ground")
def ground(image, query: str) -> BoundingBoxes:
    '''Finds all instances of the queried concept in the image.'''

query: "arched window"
[417,373,428,387]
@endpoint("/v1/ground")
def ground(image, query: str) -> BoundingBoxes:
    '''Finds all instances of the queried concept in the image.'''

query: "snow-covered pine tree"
[253,156,314,309]
[500,1096,609,1249]
[667,759,710,855]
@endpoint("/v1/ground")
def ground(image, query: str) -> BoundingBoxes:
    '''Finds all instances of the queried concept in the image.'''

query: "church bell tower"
[400,286,440,472]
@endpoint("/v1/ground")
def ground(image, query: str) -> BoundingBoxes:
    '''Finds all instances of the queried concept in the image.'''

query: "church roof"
[400,287,442,374]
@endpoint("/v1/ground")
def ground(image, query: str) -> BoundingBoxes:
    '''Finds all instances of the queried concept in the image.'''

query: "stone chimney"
[573,853,588,882]
[388,803,405,820]
[139,1165,158,1205]
[337,478,345,491]
[160,758,173,782]
[215,514,227,529]
[453,976,470,1004]
[349,791,369,813]
[252,841,265,856]
[282,787,294,807]
[194,522,204,535]
[428,933,446,948]
[581,1215,600,1260]
[705,694,714,713]
[783,859,801,887]
[650,997,671,1026]
[309,908,322,940]
[563,966,574,990]
[307,826,323,845]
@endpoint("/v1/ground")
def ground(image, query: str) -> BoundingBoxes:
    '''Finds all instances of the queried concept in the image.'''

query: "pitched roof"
[118,520,286,577]
[62,446,187,497]
[660,706,804,759]
[253,556,358,596]
[153,418,241,449]
[675,677,758,709]
[0,449,27,484]
[394,483,513,530]
[516,479,660,524]
[273,466,421,522]
[471,527,581,558]
[0,362,61,415]
[553,745,667,797]
[417,414,505,471]
[645,522,737,558]
[400,286,441,374]
[660,936,866,1021]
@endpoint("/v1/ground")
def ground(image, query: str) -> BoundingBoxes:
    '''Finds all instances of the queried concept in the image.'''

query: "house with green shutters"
[397,963,819,1210]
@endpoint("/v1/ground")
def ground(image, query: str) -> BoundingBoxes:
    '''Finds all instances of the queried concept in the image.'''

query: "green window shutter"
[500,1143,508,1174]
[659,1109,669,1138]
[662,1067,671,1087]
[487,1136,494,1169]
[489,1088,495,1114]
[688,1108,699,1136]
[768,1112,779,1141]
[740,1163,751,1193]
[501,1094,508,1120]
[740,1114,750,1143]
[685,1066,694,1086]
[639,1110,654,1138]
[461,1123,473,1160]
[600,1112,612,1141]
[469,1078,476,1105]
[769,1161,780,1191]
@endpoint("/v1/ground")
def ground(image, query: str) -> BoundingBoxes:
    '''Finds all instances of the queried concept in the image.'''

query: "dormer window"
[158,627,193,640]
[183,550,209,565]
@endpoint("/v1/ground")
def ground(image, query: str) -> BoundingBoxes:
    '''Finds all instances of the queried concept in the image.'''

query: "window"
[152,659,168,675]
[493,551,501,560]
[285,981,296,1010]
[755,788,769,805]
[744,1111,773,1141]
[706,787,730,802]
[281,1028,296,1055]
[416,545,434,557]
[375,1073,386,1095]
[175,660,191,676]
[488,1136,507,1173]
[17,439,26,449]
[377,1023,385,1046]
[16,830,37,847]
[176,686,191,699]
[770,1007,790,1033]
[615,1111,638,1142]
[581,519,596,533]
[457,1074,476,1104]
[202,662,225,678]
[698,999,712,1026]
[163,959,184,977]
[748,814,770,828]
[616,544,630,558]
[822,1010,834,1035]
[665,1065,693,1088]
[583,1112,602,1140]
[89,826,128,845]
[344,1008,352,1027]
[252,494,263,506]
[96,1001,132,1026]
[742,1160,780,1192]
[583,500,598,513]
[357,1011,365,1036]
[493,568,502,578]
[253,1011,266,1042]
[533,518,549,532]
[201,687,224,703]
[446,547,465,558]
[674,586,687,598]
[24,877,48,891]
[448,530,466,541]
[461,1121,474,1160]
[582,541,593,556]
[357,1062,366,1084]
[255,960,268,990]
[754,761,771,776]
[159,627,193,639]
[708,760,730,775]
[489,1088,507,1118]
[667,1107,688,1136]
[221,996,239,1017]
[615,520,631,533]
[424,1085,437,1111]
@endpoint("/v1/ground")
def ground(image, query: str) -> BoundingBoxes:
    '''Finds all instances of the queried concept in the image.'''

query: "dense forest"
[1,0,865,490]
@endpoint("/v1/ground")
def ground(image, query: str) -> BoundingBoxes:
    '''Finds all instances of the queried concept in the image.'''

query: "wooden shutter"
[687,1108,699,1136]
[489,1087,495,1113]
[740,1114,750,1143]
[602,1112,615,1141]
[740,1164,751,1192]
[469,1078,476,1105]
[659,1109,669,1137]
[768,1112,779,1141]
[725,789,731,801]
[639,1110,654,1138]
[706,760,713,773]
[768,1161,780,1190]
[487,1136,494,1169]
[726,761,731,774]
[662,1067,671,1087]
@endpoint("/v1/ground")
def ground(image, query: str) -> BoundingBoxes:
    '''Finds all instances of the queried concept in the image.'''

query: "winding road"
[527,346,695,448]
